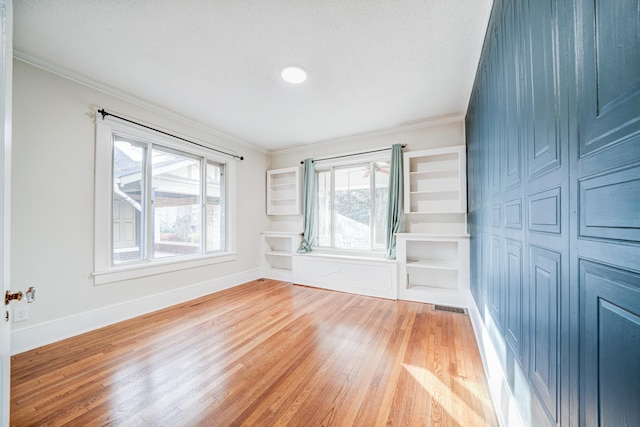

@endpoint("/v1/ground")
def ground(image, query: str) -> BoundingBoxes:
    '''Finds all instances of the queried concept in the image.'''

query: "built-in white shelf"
[406,259,459,270]
[267,167,301,215]
[404,146,467,214]
[396,233,471,306]
[260,231,303,281]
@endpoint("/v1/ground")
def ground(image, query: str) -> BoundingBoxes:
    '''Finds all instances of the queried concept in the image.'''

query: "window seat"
[292,251,398,300]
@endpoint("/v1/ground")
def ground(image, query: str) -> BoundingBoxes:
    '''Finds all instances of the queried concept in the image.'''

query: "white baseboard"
[398,287,473,307]
[468,298,526,427]
[261,267,294,282]
[11,268,261,355]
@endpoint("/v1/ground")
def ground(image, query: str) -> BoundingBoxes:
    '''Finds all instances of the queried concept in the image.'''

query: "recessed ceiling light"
[281,66,307,84]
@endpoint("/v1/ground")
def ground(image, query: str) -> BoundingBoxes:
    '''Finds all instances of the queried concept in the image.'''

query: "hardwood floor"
[11,279,497,426]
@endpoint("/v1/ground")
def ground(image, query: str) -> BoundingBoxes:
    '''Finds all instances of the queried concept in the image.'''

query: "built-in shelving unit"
[266,167,301,215]
[260,231,303,281]
[397,145,470,305]
[403,146,466,214]
[396,233,470,305]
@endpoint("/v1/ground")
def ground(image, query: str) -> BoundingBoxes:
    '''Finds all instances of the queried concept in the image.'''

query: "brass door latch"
[5,290,22,305]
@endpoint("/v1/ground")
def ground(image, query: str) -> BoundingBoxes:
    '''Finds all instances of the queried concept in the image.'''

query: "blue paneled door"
[574,0,640,425]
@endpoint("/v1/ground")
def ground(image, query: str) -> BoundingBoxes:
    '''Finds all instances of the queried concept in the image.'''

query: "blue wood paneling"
[527,0,561,180]
[577,0,640,157]
[465,0,639,425]
[574,0,640,425]
[505,238,524,363]
[505,198,522,229]
[530,246,560,422]
[579,165,640,242]
[489,235,503,329]
[528,187,561,235]
[491,204,501,228]
[581,261,640,426]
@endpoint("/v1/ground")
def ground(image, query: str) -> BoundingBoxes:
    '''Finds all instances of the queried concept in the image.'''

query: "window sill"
[93,252,238,285]
[295,250,395,263]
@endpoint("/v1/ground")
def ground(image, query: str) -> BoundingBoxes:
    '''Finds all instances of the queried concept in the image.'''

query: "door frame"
[0,0,13,426]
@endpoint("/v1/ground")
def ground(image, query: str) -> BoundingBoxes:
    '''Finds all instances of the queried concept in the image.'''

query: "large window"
[95,116,236,284]
[112,136,225,264]
[316,158,389,251]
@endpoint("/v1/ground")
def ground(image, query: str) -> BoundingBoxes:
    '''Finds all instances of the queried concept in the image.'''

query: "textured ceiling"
[14,0,492,151]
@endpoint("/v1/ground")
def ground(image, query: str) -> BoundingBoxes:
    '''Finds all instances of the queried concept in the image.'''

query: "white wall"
[267,115,467,234]
[10,60,270,353]
[10,60,467,353]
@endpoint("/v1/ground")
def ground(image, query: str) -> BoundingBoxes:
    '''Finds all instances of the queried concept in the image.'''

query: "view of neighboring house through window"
[113,137,146,263]
[112,134,225,265]
[316,160,389,251]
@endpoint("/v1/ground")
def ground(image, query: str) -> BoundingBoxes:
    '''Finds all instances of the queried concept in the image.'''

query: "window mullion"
[201,158,206,254]
[370,162,375,251]
[331,167,336,249]
[314,171,319,247]
[145,143,154,261]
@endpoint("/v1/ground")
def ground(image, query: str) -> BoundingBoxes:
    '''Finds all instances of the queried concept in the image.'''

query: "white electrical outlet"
[13,306,29,323]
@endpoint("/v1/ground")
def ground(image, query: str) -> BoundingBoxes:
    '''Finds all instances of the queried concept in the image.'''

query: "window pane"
[206,161,225,252]
[152,148,201,259]
[317,170,332,247]
[334,165,370,249]
[112,138,146,264]
[374,162,390,248]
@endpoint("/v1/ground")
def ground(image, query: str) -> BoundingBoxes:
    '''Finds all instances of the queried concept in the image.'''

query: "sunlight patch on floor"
[403,362,487,426]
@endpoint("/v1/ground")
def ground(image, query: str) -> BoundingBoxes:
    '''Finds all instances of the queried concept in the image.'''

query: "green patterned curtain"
[385,144,404,259]
[297,159,316,253]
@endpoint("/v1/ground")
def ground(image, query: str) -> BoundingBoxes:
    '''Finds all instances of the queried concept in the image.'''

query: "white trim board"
[468,299,526,427]
[11,268,261,355]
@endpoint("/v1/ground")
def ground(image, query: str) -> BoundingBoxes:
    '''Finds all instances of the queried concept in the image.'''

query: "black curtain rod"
[300,144,406,164]
[98,109,244,160]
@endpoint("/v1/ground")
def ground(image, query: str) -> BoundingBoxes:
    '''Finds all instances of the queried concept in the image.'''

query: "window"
[95,115,236,284]
[315,157,389,252]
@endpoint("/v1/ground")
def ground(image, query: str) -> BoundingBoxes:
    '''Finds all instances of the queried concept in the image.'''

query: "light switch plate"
[13,306,28,323]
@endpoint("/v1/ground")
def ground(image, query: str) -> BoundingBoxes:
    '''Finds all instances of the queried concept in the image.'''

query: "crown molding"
[269,113,465,156]
[14,50,465,158]
[14,51,268,155]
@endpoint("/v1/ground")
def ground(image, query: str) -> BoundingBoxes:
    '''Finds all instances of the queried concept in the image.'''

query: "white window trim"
[93,115,237,285]
[313,151,390,169]
[314,150,391,255]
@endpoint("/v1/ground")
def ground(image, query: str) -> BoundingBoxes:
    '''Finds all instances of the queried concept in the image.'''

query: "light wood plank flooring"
[11,279,497,426]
